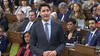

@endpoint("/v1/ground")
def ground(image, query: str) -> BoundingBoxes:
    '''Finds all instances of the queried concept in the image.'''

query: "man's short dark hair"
[91,4,98,13]
[17,11,24,15]
[88,17,97,23]
[66,18,76,24]
[0,26,4,32]
[29,10,36,17]
[39,3,51,11]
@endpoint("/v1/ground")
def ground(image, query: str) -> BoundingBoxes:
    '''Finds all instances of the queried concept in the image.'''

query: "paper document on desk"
[77,20,85,29]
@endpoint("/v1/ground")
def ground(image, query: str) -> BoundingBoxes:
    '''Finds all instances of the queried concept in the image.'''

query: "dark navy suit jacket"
[57,10,72,21]
[83,29,100,46]
[33,8,41,18]
[97,15,100,21]
[19,19,38,32]
[0,35,8,53]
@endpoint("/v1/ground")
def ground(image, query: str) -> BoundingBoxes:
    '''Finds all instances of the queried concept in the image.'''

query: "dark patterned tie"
[45,23,49,42]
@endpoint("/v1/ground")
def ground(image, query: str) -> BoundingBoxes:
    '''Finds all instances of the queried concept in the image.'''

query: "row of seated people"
[1,17,100,56]
[0,0,100,20]
[1,1,100,32]
[0,1,100,56]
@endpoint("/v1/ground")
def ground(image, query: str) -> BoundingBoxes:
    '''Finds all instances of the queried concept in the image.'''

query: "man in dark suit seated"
[33,0,41,18]
[29,3,65,56]
[83,17,100,46]
[0,7,8,32]
[0,26,8,53]
[57,2,72,22]
[91,4,98,20]
[19,10,38,33]
[97,4,100,21]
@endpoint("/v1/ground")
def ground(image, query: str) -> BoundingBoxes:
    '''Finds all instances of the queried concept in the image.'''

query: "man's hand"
[48,50,57,56]
[68,2,73,7]
[43,51,51,56]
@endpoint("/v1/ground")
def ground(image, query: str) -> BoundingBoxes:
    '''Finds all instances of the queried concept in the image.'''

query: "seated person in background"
[82,0,99,10]
[97,4,100,21]
[49,3,57,20]
[43,0,63,6]
[28,0,34,4]
[15,0,32,18]
[69,2,86,21]
[64,18,82,44]
[15,31,32,56]
[0,26,8,53]
[19,10,38,33]
[33,0,41,18]
[83,18,100,46]
[0,7,8,32]
[67,0,82,10]
[1,0,15,15]
[91,4,98,20]
[57,2,72,22]
[8,11,24,32]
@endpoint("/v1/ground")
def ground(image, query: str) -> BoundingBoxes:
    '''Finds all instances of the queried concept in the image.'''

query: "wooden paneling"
[5,14,17,25]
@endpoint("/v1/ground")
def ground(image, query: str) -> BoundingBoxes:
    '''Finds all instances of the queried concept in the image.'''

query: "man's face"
[93,7,98,16]
[39,6,51,22]
[97,5,100,15]
[17,11,24,21]
[34,2,39,10]
[29,12,36,21]
[0,28,3,37]
[88,20,97,31]
[59,8,66,14]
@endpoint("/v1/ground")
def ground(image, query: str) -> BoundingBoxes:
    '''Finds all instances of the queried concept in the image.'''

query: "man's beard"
[89,26,96,31]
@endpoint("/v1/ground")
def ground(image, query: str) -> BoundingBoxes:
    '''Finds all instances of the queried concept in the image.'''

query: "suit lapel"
[90,29,98,45]
[49,20,54,44]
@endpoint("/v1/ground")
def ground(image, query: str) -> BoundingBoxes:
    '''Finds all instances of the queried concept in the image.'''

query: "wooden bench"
[5,14,17,25]
[59,21,67,32]
[1,31,22,56]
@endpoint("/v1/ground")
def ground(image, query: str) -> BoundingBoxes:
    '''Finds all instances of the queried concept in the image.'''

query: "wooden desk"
[69,50,97,56]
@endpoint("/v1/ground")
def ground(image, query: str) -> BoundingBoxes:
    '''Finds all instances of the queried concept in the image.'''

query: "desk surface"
[62,47,98,56]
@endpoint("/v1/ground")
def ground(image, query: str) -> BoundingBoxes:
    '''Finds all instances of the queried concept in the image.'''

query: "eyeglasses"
[17,14,23,16]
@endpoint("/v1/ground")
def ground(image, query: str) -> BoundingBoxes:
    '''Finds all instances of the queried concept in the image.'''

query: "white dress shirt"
[42,19,51,40]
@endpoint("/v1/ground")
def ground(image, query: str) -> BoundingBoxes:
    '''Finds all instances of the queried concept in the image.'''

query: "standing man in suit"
[29,3,65,56]
[19,10,38,32]
[57,2,72,22]
[83,17,100,46]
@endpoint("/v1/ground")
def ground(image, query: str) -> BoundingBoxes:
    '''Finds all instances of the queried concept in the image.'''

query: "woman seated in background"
[1,0,15,15]
[69,2,86,21]
[64,18,82,44]
[15,0,32,18]
[49,3,57,20]
[15,31,32,56]
[8,11,24,32]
